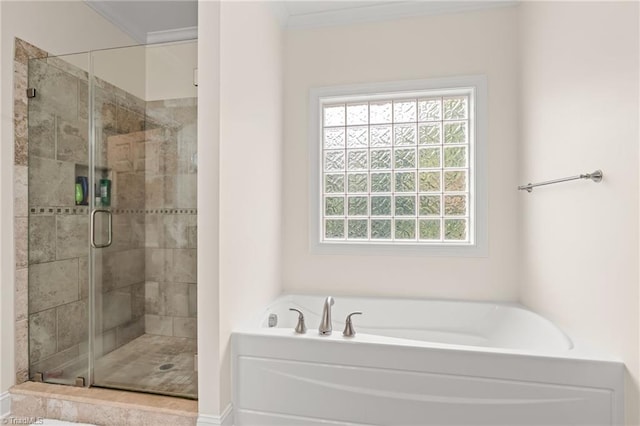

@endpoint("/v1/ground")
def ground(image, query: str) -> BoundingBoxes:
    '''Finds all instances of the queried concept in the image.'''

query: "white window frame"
[309,76,488,257]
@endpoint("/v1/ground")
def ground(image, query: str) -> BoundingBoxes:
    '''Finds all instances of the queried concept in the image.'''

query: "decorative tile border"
[29,206,89,215]
[145,209,197,215]
[28,206,197,216]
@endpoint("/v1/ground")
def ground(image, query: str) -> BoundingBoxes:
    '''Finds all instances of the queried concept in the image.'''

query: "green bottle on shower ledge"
[100,178,111,207]
[75,183,83,205]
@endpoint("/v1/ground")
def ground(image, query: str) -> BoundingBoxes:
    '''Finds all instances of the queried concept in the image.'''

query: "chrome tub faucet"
[319,296,334,335]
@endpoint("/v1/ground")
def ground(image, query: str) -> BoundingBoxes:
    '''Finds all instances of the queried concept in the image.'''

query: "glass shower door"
[87,44,148,394]
[89,41,198,398]
[27,53,91,386]
[26,41,198,398]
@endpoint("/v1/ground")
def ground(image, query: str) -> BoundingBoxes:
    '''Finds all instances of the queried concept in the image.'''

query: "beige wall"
[66,41,196,103]
[282,7,520,301]
[0,0,135,401]
[218,0,284,410]
[518,2,640,424]
[92,46,146,100]
[146,41,197,102]
[55,39,196,104]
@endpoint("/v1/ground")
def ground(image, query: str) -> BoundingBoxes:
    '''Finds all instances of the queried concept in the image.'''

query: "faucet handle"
[289,308,307,334]
[343,312,362,337]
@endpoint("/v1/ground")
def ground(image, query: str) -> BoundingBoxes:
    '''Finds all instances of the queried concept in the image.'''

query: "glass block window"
[320,90,474,244]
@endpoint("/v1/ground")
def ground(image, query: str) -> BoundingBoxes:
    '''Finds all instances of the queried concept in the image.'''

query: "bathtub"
[231,294,624,425]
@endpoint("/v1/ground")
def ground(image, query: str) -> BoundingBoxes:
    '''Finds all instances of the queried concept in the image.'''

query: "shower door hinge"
[26,88,36,98]
[194,353,198,372]
[193,69,198,87]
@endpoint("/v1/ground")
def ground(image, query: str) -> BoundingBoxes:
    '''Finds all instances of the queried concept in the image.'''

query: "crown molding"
[86,1,518,42]
[147,26,198,44]
[285,1,519,29]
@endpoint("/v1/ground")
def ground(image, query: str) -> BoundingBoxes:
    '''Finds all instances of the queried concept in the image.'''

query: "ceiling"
[84,0,198,44]
[84,1,516,43]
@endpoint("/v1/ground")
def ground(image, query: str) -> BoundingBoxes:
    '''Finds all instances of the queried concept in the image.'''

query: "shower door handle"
[90,209,112,248]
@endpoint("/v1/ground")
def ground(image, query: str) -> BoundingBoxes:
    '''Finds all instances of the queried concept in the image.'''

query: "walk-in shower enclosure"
[26,41,198,398]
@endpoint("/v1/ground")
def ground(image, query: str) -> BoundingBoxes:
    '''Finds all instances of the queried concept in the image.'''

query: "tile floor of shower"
[47,334,197,399]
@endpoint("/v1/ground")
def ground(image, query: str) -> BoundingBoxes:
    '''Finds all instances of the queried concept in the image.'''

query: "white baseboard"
[197,403,233,426]
[0,391,11,419]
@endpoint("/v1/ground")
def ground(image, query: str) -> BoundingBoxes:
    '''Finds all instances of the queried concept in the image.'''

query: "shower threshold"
[9,381,197,426]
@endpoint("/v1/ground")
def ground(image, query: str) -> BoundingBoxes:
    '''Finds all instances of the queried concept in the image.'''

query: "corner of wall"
[196,403,233,425]
[217,0,285,411]
[514,1,527,304]
[197,0,222,418]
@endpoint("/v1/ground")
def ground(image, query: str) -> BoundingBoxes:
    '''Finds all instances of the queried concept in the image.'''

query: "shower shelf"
[74,163,113,206]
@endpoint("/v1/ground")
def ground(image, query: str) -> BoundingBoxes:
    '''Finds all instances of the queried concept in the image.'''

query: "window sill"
[309,239,488,257]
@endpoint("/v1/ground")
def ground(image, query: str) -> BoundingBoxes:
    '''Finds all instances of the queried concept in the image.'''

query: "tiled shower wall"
[101,101,198,339]
[13,38,198,383]
[144,100,198,339]
[93,77,148,359]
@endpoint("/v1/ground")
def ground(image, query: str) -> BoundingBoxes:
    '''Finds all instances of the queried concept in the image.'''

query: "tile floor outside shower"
[90,334,197,399]
[10,381,198,425]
